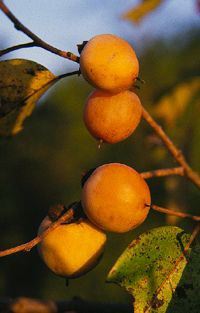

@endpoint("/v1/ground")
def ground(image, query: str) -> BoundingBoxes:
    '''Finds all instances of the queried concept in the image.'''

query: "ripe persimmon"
[80,34,139,93]
[84,89,142,144]
[81,163,151,233]
[38,218,106,278]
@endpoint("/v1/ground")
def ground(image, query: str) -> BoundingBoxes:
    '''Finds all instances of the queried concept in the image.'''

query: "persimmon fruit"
[80,34,139,93]
[81,163,151,233]
[84,89,142,144]
[38,218,106,278]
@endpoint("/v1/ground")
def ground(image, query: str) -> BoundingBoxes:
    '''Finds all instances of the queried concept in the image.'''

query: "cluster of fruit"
[82,34,142,144]
[38,34,151,280]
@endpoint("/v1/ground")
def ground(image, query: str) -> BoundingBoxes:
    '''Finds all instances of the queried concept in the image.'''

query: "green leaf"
[0,59,56,136]
[123,0,163,24]
[107,226,200,313]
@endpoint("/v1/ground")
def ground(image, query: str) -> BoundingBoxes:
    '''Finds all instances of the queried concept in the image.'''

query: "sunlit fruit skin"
[80,34,139,93]
[38,218,106,278]
[81,163,151,233]
[84,90,142,144]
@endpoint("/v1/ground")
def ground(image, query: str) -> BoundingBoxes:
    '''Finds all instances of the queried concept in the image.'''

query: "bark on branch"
[0,1,79,62]
[141,166,184,179]
[142,107,200,189]
[151,204,200,222]
[0,206,75,257]
[0,166,196,259]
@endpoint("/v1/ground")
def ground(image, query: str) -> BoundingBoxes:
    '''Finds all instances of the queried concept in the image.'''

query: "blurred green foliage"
[0,27,199,304]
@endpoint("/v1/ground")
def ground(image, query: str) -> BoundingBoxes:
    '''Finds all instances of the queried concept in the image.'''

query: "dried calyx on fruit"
[81,163,151,233]
[84,89,142,144]
[80,34,139,93]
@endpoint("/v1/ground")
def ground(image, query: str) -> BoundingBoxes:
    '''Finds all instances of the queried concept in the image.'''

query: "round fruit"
[80,34,139,93]
[84,90,142,144]
[38,218,106,278]
[81,163,151,233]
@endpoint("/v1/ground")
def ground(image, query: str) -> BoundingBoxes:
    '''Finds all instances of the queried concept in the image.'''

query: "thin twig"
[145,223,200,312]
[141,167,184,180]
[0,207,75,258]
[24,70,80,100]
[2,200,199,259]
[57,70,80,80]
[142,107,200,189]
[0,70,80,118]
[151,204,200,222]
[0,1,79,62]
[0,42,36,57]
[24,69,80,97]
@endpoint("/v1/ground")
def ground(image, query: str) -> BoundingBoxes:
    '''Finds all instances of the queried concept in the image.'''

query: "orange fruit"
[38,218,106,278]
[81,163,151,233]
[80,34,139,93]
[84,89,142,144]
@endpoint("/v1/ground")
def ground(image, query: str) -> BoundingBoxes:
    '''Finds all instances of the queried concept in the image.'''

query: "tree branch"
[142,107,200,189]
[141,166,184,179]
[57,70,80,80]
[0,1,79,62]
[0,206,75,258]
[0,42,36,57]
[2,199,199,259]
[151,204,200,222]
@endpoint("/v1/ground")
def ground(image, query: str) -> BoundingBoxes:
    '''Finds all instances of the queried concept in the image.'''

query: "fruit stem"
[136,76,145,84]
[151,204,200,222]
[98,139,104,149]
[133,84,140,90]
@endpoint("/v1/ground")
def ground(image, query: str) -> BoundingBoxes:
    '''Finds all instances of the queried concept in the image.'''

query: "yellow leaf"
[154,77,200,125]
[123,0,163,24]
[0,59,56,136]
